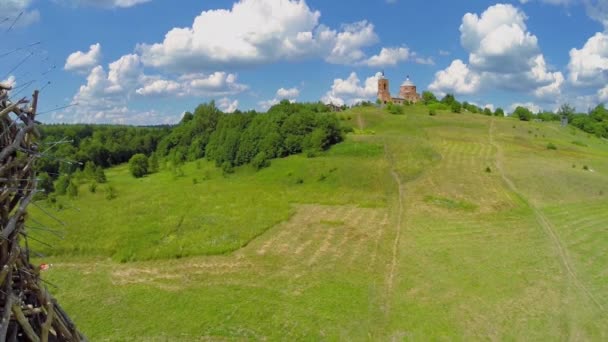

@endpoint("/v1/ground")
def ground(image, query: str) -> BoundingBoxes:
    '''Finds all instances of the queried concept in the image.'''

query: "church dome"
[401,76,414,86]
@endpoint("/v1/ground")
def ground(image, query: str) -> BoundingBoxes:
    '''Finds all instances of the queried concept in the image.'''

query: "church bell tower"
[377,71,391,104]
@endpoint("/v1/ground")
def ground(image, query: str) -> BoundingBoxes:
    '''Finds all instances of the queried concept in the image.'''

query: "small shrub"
[66,181,78,198]
[89,182,97,193]
[485,167,492,173]
[54,174,71,195]
[546,143,557,150]
[386,103,404,115]
[583,165,589,171]
[105,185,117,200]
[252,152,271,170]
[295,177,304,184]
[572,164,576,168]
[94,167,107,183]
[148,154,160,173]
[318,174,327,182]
[429,109,437,116]
[221,162,234,175]
[46,194,57,206]
[129,154,149,178]
[172,166,185,178]
[192,178,198,185]
[305,150,318,158]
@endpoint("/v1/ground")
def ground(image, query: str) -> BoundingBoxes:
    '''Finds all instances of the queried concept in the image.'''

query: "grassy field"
[30,105,608,340]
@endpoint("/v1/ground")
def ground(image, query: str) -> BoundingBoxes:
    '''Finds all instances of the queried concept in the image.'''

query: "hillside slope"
[31,106,608,340]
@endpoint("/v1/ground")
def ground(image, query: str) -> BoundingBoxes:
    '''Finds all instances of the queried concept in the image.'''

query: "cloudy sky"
[2,0,608,124]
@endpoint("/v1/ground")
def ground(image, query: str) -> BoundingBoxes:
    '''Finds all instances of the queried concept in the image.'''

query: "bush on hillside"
[386,103,404,115]
[129,154,149,178]
[105,185,117,200]
[513,106,534,121]
[94,166,107,183]
[441,94,456,106]
[54,174,71,195]
[252,152,271,170]
[422,91,438,104]
[66,181,78,198]
[37,172,54,195]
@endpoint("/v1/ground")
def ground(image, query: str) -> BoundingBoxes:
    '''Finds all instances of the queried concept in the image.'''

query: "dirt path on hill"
[383,141,405,316]
[489,119,604,312]
[357,112,365,130]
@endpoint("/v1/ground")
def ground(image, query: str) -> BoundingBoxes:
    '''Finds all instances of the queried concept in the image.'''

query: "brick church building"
[377,72,421,104]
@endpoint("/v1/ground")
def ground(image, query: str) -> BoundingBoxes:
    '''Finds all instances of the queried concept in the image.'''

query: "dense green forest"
[156,101,344,173]
[38,124,170,175]
[38,101,345,193]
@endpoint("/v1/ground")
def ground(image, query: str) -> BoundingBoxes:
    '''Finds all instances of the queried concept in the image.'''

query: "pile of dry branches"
[0,82,85,341]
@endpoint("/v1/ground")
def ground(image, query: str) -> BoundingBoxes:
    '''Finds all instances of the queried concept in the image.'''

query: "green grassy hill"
[30,105,608,340]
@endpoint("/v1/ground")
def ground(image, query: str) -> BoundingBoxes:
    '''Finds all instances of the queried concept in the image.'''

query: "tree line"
[512,104,608,138]
[155,100,344,175]
[421,91,608,138]
[37,101,346,197]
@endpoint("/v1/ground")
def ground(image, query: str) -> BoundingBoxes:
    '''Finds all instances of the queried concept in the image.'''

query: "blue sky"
[2,0,608,124]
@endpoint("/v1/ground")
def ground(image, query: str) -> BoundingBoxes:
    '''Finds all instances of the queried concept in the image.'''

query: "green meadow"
[30,105,608,340]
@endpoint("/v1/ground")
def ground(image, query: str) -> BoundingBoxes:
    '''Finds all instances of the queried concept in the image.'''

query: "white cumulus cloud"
[259,87,300,111]
[429,59,481,96]
[137,0,379,71]
[218,97,239,113]
[135,79,180,96]
[68,51,249,124]
[276,87,300,99]
[321,72,380,106]
[430,3,564,99]
[1,0,40,28]
[461,3,539,73]
[510,102,542,113]
[568,32,608,87]
[65,43,102,73]
[365,47,410,67]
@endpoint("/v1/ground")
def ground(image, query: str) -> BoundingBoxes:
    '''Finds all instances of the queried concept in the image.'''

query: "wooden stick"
[0,244,20,286]
[12,300,41,342]
[41,301,54,342]
[0,272,13,340]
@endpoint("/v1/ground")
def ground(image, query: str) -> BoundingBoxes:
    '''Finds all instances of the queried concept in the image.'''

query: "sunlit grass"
[32,107,608,340]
